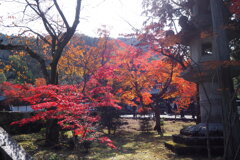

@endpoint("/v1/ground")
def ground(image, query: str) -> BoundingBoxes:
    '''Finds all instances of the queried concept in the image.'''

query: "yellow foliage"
[4,65,11,71]
[58,34,116,83]
[18,51,26,56]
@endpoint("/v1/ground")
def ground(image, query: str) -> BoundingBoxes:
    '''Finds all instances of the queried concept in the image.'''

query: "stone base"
[165,123,224,156]
[180,123,223,136]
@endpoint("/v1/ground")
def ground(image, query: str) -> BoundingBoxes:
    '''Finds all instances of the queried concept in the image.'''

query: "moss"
[165,140,187,148]
[18,141,38,151]
[63,131,73,138]
[13,133,44,142]
[12,119,218,160]
[34,151,66,160]
[13,134,33,142]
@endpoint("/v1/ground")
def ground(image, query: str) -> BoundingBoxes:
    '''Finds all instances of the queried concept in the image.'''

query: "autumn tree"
[57,30,124,135]
[112,40,196,134]
[0,0,83,146]
[58,30,115,87]
[112,41,153,107]
[1,81,117,150]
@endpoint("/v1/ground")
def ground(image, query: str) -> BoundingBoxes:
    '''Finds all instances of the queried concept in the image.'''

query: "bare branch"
[4,25,51,45]
[25,0,57,38]
[53,0,70,29]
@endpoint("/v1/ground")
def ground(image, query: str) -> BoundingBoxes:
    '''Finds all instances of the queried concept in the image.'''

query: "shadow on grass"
[83,130,172,160]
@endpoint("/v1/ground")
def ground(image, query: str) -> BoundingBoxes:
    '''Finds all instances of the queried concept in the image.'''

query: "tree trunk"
[50,63,58,85]
[154,108,162,135]
[45,65,59,147]
[107,127,111,135]
[196,83,201,124]
[45,119,60,147]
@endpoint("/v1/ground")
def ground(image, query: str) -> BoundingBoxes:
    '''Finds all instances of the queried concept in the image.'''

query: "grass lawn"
[12,118,223,160]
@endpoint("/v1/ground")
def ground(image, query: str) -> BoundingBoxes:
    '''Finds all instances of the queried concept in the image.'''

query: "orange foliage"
[111,40,196,109]
[55,31,196,110]
[34,78,47,87]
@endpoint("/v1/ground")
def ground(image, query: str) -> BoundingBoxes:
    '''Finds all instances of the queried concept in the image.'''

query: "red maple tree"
[1,73,119,149]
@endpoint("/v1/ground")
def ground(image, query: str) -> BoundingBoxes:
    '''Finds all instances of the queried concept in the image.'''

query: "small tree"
[2,81,118,149]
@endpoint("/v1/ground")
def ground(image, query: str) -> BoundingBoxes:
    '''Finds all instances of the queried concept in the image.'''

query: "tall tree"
[0,0,83,146]
[0,0,82,85]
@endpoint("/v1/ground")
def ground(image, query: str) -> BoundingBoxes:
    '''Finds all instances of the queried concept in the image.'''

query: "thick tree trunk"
[154,108,162,135]
[45,65,60,146]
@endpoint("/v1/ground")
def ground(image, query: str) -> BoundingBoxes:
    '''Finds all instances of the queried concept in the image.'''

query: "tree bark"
[154,108,162,135]
[45,119,60,147]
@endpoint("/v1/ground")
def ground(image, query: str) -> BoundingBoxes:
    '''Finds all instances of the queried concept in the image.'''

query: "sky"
[0,0,146,38]
[80,0,145,37]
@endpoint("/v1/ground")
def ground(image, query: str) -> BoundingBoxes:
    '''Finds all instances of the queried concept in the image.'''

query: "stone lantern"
[165,0,236,155]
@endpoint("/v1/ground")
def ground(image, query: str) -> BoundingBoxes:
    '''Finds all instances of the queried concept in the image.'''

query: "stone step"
[164,140,224,156]
[0,127,33,160]
[172,134,223,146]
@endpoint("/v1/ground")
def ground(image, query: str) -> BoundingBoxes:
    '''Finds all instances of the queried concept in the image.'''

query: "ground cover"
[12,118,223,160]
